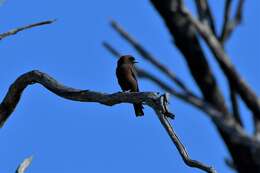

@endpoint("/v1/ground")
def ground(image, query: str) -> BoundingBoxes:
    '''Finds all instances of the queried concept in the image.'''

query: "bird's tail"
[133,103,144,117]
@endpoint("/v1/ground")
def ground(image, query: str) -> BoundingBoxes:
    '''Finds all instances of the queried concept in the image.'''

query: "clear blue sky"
[0,1,259,173]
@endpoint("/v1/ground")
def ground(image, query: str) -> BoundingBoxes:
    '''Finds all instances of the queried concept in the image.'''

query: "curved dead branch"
[0,70,217,173]
[0,70,166,127]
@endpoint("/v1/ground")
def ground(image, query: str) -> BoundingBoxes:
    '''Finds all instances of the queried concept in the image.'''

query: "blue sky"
[0,1,259,173]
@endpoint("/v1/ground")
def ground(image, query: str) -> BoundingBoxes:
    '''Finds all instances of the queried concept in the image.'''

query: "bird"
[116,55,144,117]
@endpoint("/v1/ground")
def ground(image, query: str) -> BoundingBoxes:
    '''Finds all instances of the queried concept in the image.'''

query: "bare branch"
[0,71,217,173]
[180,5,260,119]
[0,70,167,127]
[158,113,216,173]
[16,156,33,173]
[110,20,191,93]
[220,0,232,44]
[194,0,216,36]
[220,0,244,44]
[0,20,56,40]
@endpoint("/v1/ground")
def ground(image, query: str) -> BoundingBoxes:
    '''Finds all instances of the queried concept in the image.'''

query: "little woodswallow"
[116,55,144,117]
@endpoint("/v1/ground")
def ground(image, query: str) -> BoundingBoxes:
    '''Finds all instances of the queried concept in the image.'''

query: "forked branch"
[195,0,216,35]
[220,0,244,44]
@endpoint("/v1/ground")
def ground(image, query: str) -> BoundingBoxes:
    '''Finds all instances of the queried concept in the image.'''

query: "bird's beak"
[133,61,138,64]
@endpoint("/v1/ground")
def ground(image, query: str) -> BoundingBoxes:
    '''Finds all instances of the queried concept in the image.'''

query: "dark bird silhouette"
[116,55,144,117]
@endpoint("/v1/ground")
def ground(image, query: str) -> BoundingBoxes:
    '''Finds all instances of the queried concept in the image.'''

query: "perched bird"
[116,55,144,117]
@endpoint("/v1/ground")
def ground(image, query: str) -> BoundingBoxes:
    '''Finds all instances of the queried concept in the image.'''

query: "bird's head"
[117,55,138,65]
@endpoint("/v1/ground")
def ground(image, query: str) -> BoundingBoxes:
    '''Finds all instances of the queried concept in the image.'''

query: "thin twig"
[16,156,33,173]
[0,20,56,40]
[157,112,217,173]
[219,0,232,44]
[110,20,191,93]
[219,0,244,44]
[194,0,216,36]
[229,82,243,126]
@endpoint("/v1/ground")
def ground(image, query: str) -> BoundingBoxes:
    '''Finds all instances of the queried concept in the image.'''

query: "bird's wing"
[130,66,139,92]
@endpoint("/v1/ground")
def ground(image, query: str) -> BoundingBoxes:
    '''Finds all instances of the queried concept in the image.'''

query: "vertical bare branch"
[219,0,244,44]
[229,82,243,126]
[220,0,232,44]
[195,0,216,36]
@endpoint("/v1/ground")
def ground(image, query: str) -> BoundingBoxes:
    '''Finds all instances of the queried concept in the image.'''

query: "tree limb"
[194,0,216,36]
[0,70,167,127]
[0,20,56,41]
[16,156,33,173]
[0,70,217,173]
[219,0,244,44]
